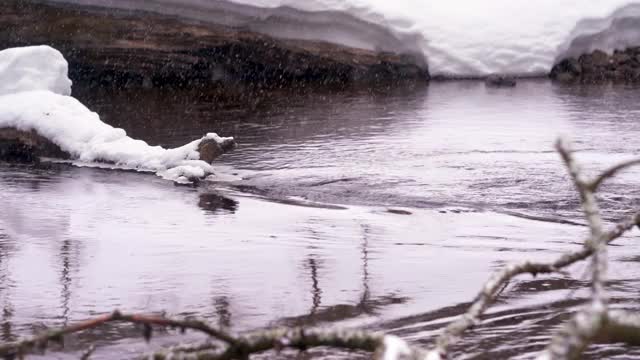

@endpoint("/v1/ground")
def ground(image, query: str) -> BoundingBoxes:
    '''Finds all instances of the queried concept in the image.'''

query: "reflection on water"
[198,193,239,214]
[2,82,640,358]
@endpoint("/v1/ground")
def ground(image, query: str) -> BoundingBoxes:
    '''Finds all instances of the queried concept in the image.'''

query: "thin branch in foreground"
[429,138,640,359]
[0,312,433,360]
[539,139,628,360]
[589,158,640,192]
[0,310,236,359]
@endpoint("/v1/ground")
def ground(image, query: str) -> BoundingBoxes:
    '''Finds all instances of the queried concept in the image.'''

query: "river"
[1,80,640,358]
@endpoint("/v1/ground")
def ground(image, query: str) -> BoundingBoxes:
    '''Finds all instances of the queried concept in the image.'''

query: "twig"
[589,158,640,192]
[0,310,236,359]
[430,138,640,359]
[539,139,612,359]
[0,311,433,360]
[431,255,582,358]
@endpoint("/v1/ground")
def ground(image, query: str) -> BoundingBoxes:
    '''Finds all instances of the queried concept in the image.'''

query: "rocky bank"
[551,47,640,83]
[1,0,429,94]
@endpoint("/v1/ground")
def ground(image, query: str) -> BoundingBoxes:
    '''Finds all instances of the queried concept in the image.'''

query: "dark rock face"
[484,74,516,87]
[0,128,69,163]
[550,47,640,83]
[1,1,429,93]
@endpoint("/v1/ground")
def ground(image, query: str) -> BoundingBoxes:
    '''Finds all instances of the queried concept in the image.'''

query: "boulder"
[0,127,68,163]
[485,74,517,87]
[197,137,237,164]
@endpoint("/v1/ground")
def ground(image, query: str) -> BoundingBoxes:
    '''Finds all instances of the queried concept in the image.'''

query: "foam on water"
[44,0,640,76]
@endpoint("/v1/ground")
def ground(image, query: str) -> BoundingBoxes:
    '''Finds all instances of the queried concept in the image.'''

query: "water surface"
[2,81,640,358]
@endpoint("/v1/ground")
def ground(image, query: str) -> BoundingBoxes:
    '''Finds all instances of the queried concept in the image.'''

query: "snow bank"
[0,46,72,96]
[555,3,640,61]
[0,46,233,183]
[43,0,640,76]
[0,90,232,182]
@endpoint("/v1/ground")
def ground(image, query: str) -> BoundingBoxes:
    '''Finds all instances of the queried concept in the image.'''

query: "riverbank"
[551,47,640,83]
[2,1,428,103]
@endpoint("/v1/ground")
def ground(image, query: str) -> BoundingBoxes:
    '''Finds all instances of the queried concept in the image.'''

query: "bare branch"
[431,138,640,358]
[0,311,436,360]
[589,158,640,192]
[0,310,236,359]
[432,254,582,356]
[540,139,614,360]
[555,138,605,241]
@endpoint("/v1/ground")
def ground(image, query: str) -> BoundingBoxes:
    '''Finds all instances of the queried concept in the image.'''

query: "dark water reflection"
[1,82,640,358]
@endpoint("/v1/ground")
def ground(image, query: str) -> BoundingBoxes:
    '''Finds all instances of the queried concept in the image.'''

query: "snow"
[0,46,233,182]
[380,335,413,360]
[46,0,640,76]
[0,46,72,96]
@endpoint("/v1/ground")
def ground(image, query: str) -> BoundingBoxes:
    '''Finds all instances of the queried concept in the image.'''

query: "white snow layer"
[0,45,72,96]
[0,46,232,182]
[43,0,640,76]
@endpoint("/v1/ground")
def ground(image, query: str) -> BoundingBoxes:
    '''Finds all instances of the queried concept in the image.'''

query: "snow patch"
[0,46,233,182]
[381,335,412,360]
[0,46,72,96]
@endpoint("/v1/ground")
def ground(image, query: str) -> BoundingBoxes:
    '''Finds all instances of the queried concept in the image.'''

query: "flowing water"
[2,81,640,358]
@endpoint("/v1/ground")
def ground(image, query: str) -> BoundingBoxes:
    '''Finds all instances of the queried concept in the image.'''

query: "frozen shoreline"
[0,46,235,182]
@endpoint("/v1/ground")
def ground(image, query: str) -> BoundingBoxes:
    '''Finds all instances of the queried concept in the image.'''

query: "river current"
[2,81,640,358]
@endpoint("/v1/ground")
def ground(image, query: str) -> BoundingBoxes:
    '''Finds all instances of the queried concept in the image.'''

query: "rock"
[387,208,412,215]
[554,72,577,83]
[588,50,611,67]
[613,52,632,65]
[197,137,236,164]
[551,47,640,83]
[484,74,517,87]
[0,127,69,163]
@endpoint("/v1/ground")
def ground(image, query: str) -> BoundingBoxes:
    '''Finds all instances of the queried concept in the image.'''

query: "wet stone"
[485,74,517,87]
[197,137,237,164]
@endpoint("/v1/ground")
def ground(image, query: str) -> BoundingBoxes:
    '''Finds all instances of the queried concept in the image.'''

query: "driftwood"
[3,138,640,360]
